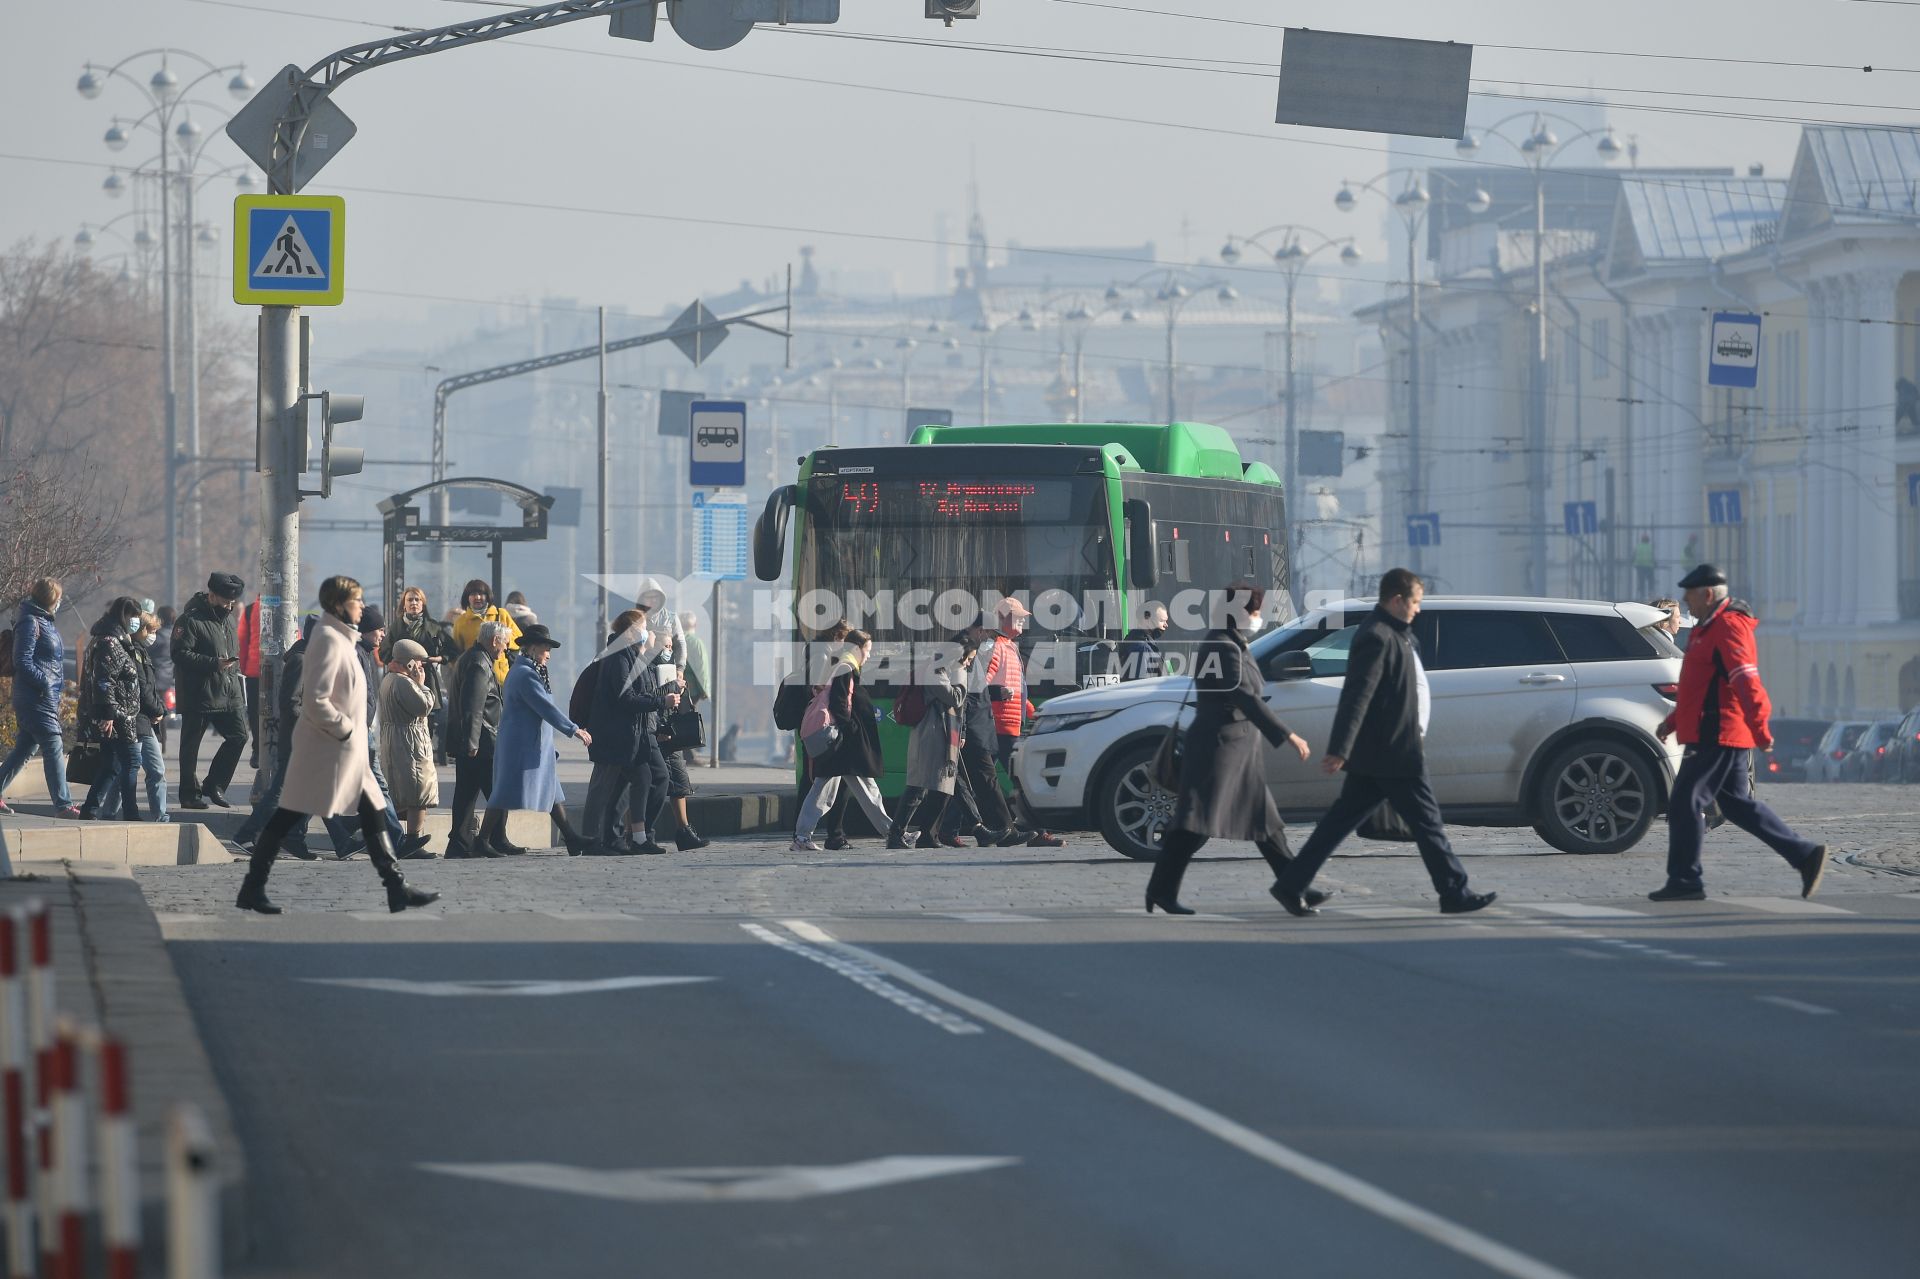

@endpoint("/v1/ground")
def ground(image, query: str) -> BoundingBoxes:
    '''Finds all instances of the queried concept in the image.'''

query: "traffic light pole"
[256,304,301,790]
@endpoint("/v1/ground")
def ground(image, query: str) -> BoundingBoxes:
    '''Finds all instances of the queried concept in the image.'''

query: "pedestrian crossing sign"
[233,194,346,305]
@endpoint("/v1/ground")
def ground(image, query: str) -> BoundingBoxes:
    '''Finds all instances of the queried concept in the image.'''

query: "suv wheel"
[1095,741,1174,861]
[1532,738,1657,854]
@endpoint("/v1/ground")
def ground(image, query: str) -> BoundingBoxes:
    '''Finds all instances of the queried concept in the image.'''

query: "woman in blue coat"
[0,579,80,817]
[479,624,593,855]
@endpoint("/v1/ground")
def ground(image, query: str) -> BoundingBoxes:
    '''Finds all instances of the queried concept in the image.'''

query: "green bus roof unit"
[906,421,1274,486]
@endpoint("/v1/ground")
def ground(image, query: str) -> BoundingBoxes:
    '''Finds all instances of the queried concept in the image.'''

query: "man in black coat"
[1272,568,1496,916]
[1118,602,1169,681]
[581,609,676,856]
[172,572,249,808]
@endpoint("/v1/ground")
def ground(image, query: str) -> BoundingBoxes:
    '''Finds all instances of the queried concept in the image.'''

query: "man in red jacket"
[1651,565,1826,902]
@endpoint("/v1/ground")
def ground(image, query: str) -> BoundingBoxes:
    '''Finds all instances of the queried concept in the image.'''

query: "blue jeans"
[235,747,291,845]
[98,732,167,821]
[0,716,72,809]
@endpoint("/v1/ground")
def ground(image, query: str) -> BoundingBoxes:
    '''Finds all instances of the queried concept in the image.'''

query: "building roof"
[1781,125,1920,239]
[1608,176,1785,277]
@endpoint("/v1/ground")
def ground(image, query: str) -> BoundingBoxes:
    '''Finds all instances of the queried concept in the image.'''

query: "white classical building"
[1364,124,1920,718]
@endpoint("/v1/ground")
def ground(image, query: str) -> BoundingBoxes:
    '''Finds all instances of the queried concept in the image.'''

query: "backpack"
[772,677,813,731]
[0,629,12,680]
[568,659,600,728]
[799,682,841,759]
[893,683,927,727]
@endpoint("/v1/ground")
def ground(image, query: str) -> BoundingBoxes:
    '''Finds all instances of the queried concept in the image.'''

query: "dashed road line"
[941,912,1047,923]
[1114,909,1247,922]
[741,922,982,1036]
[1756,995,1838,1016]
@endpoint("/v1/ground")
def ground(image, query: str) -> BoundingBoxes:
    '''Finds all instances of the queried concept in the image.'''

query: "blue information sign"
[688,400,747,488]
[1562,500,1597,536]
[1406,513,1441,547]
[1707,489,1743,526]
[1707,312,1761,389]
[691,491,749,581]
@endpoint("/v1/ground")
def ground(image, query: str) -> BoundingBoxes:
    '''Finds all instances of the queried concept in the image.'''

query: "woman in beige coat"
[378,638,440,839]
[237,575,441,915]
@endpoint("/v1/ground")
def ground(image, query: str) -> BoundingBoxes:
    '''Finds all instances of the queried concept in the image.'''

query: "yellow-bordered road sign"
[234,194,345,305]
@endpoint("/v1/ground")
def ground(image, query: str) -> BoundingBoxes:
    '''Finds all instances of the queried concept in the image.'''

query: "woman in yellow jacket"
[449,578,520,684]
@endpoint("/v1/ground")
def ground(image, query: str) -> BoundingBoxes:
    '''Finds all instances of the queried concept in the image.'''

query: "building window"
[1591,318,1611,378]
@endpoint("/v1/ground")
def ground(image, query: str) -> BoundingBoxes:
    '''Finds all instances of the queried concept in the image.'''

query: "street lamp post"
[1111,269,1237,424]
[1221,226,1360,515]
[81,51,254,607]
[1333,170,1491,573]
[1456,114,1622,595]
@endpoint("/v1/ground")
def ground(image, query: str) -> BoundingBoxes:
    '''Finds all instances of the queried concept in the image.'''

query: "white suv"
[1015,597,1685,859]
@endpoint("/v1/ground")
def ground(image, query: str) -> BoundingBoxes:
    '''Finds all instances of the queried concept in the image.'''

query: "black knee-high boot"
[888,787,926,848]
[361,800,440,913]
[1146,830,1203,914]
[550,802,587,856]
[236,808,295,914]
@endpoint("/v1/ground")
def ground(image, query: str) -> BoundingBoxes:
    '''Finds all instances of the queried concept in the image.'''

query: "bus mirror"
[753,486,795,582]
[1123,498,1158,588]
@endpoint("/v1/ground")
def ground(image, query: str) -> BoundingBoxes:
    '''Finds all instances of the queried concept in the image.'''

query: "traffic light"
[926,0,979,24]
[302,390,364,499]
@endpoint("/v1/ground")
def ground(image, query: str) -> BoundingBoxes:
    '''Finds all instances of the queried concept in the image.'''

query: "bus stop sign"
[689,400,747,487]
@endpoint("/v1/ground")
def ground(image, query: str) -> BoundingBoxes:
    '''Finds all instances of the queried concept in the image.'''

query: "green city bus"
[751,421,1291,792]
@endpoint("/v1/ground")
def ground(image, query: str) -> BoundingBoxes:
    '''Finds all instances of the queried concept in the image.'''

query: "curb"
[685,790,795,836]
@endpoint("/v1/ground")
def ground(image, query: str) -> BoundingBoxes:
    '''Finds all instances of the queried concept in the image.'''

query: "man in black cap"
[1651,565,1826,902]
[172,571,250,809]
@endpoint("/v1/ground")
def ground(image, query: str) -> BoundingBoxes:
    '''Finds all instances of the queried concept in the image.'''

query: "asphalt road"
[162,883,1920,1278]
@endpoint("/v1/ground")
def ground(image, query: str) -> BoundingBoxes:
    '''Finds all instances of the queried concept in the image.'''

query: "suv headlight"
[1030,709,1118,735]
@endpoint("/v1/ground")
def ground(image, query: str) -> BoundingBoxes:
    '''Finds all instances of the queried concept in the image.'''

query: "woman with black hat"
[478,623,593,855]
[236,575,441,914]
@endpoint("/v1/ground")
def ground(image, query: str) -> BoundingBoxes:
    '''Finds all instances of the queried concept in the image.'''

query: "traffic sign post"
[233,194,346,306]
[690,400,748,488]
[1707,312,1761,389]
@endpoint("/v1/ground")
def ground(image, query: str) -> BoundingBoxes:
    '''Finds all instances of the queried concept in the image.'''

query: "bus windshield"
[796,471,1116,644]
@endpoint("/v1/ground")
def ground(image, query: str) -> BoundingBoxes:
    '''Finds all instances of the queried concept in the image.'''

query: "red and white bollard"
[96,1036,137,1279]
[49,1023,86,1279]
[25,904,53,1279]
[0,910,31,1279]
[166,1104,218,1279]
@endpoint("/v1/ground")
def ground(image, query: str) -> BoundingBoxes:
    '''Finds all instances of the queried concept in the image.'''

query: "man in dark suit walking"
[1272,568,1497,917]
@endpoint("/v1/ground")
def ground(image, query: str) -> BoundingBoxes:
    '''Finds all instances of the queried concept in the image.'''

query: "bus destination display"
[833,478,1075,523]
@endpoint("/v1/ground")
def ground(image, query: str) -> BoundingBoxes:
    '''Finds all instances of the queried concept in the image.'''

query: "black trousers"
[1148,828,1296,902]
[179,707,248,799]
[448,736,495,849]
[944,732,1009,834]
[1666,744,1819,889]
[1277,769,1469,899]
[244,676,260,762]
[893,785,949,838]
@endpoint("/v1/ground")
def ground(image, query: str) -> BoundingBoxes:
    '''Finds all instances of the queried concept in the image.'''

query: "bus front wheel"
[1096,741,1175,861]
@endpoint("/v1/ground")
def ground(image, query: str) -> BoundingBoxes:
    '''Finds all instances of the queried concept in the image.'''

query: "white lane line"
[784,920,1582,1279]
[742,923,982,1036]
[1513,903,1650,918]
[153,913,214,926]
[1723,897,1855,916]
[941,912,1046,924]
[1327,906,1430,920]
[1112,910,1246,922]
[346,911,444,922]
[1564,948,1618,961]
[1756,995,1837,1016]
[538,911,636,921]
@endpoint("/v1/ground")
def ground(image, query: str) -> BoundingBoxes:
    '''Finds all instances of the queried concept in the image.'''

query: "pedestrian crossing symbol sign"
[233,194,346,305]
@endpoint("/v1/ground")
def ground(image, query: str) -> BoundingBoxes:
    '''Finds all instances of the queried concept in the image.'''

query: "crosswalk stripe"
[942,912,1047,923]
[1513,903,1650,918]
[1327,906,1430,920]
[1721,897,1854,916]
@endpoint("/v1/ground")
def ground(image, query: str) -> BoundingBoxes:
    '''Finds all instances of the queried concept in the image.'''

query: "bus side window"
[1159,540,1191,582]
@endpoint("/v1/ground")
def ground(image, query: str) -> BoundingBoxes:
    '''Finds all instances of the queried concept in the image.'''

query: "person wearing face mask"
[75,597,146,822]
[98,612,170,822]
[1144,583,1322,915]
[1118,602,1170,681]
[172,572,250,810]
[237,575,441,915]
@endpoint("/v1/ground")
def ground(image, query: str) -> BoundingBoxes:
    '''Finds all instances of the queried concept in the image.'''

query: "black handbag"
[65,740,103,787]
[657,708,706,755]
[1150,676,1199,791]
[1358,801,1416,842]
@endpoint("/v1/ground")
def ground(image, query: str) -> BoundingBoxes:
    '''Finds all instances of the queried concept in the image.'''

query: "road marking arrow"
[301,976,712,997]
[417,1155,1018,1202]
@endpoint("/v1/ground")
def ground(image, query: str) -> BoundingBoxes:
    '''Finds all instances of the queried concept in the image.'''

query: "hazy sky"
[5,0,1914,338]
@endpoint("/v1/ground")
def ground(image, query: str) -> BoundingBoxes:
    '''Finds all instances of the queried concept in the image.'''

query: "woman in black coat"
[1146,584,1328,915]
